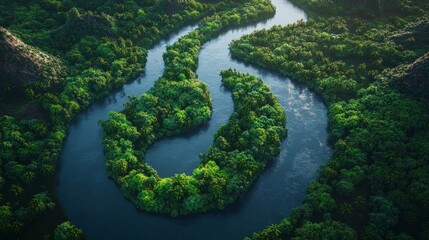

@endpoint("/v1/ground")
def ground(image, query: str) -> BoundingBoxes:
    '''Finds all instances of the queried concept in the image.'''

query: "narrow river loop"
[58,0,331,239]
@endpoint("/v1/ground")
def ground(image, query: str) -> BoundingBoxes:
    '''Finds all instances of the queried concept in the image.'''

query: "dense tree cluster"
[54,221,84,240]
[102,68,286,217]
[229,1,429,239]
[101,0,277,216]
[0,0,274,238]
[289,0,429,17]
[250,79,429,240]
[0,115,64,236]
[231,17,429,104]
[2,0,426,238]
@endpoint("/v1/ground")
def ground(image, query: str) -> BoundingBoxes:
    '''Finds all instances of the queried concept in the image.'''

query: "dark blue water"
[57,0,331,239]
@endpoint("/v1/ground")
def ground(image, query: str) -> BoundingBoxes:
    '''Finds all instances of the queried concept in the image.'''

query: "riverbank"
[0,1,278,238]
[57,0,331,239]
[230,1,429,238]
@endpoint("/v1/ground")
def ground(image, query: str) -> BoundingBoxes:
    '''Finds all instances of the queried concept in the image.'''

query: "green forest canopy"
[0,0,275,238]
[100,0,279,216]
[0,0,428,239]
[229,0,429,239]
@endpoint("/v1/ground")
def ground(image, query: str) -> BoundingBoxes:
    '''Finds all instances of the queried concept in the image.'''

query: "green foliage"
[250,67,429,240]
[0,192,55,234]
[54,221,84,240]
[29,192,55,215]
[0,0,275,238]
[102,68,286,216]
[51,7,117,50]
[2,0,426,238]
[231,4,429,239]
[0,205,23,233]
[101,0,277,216]
[289,0,429,17]
[367,196,399,236]
[230,17,425,104]
[293,220,357,240]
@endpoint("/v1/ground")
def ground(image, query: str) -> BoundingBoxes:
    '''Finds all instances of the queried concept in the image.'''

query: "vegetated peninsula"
[0,0,428,239]
[101,67,286,216]
[100,0,278,217]
[229,0,429,239]
[0,0,274,239]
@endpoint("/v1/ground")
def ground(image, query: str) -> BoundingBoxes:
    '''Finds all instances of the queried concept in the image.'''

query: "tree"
[29,192,55,216]
[293,220,357,240]
[54,221,84,240]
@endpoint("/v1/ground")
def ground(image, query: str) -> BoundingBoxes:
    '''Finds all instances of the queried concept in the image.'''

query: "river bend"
[57,0,331,239]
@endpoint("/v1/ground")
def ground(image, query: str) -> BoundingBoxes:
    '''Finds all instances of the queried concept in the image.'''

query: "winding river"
[57,0,331,239]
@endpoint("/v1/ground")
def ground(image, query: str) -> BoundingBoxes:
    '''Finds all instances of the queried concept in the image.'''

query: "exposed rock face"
[391,53,429,97]
[402,53,429,94]
[0,27,65,97]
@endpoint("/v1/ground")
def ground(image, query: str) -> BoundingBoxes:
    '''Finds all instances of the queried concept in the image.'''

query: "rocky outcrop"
[0,27,65,97]
[390,53,429,97]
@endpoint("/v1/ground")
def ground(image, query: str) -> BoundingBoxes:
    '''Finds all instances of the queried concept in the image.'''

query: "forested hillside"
[0,0,273,239]
[1,0,428,239]
[230,0,429,239]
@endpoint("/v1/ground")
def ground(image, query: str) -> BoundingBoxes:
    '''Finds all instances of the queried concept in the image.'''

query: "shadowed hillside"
[0,27,65,99]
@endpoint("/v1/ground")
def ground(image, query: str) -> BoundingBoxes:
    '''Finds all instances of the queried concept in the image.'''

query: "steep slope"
[0,27,65,98]
[390,52,429,98]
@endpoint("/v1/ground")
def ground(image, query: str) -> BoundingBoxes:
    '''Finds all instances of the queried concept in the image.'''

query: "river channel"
[57,0,331,239]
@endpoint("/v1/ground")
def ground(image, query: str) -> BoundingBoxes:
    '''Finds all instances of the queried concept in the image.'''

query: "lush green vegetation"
[230,1,429,239]
[0,0,275,238]
[54,221,84,240]
[290,0,429,17]
[102,68,286,216]
[101,0,280,216]
[231,17,429,104]
[2,0,428,238]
